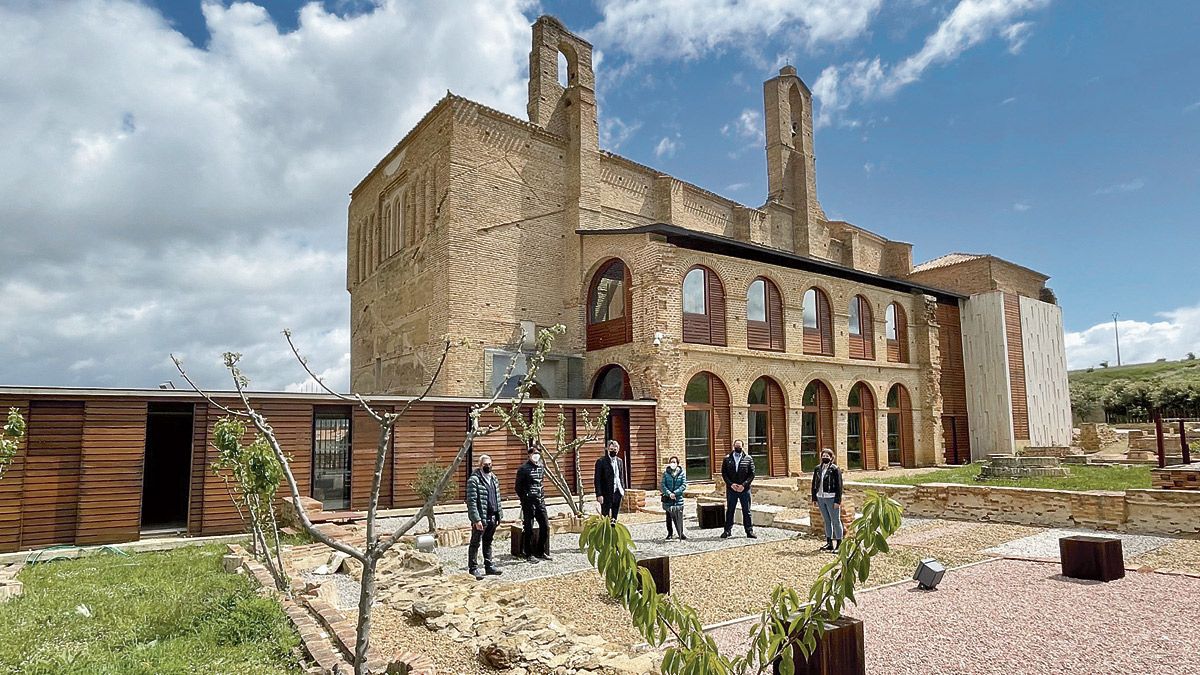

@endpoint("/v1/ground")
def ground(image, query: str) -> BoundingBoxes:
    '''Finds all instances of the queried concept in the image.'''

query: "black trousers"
[468,517,498,571]
[600,490,624,521]
[724,488,753,534]
[521,499,550,557]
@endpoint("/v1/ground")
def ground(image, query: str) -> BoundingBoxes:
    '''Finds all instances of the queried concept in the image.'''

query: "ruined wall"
[1020,295,1072,447]
[960,291,1015,457]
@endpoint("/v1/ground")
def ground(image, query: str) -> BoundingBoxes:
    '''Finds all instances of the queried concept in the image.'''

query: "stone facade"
[344,15,1066,476]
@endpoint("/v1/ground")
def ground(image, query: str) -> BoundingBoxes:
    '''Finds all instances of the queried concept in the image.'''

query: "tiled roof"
[911,252,985,273]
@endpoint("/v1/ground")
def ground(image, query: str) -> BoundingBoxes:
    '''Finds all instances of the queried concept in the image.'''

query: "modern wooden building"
[0,387,656,553]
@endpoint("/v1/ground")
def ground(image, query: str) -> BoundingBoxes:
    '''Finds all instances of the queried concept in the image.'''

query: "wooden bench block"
[509,524,550,558]
[637,556,670,594]
[774,616,865,675]
[1059,535,1124,582]
[697,503,724,530]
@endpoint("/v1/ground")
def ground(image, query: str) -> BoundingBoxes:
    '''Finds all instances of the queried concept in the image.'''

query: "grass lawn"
[857,463,1153,491]
[0,545,301,675]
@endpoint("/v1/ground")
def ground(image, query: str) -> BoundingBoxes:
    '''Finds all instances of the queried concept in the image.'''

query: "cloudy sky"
[1,0,1197,392]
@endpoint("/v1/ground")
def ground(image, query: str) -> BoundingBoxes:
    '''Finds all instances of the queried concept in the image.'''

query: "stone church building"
[345,16,1071,479]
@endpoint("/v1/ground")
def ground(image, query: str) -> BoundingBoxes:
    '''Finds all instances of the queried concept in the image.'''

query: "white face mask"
[530,453,541,464]
[668,462,678,470]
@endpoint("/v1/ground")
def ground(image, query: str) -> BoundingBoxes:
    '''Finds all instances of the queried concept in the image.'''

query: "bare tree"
[172,326,554,675]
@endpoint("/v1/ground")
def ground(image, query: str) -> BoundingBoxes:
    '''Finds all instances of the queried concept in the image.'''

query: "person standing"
[810,448,844,552]
[720,439,756,539]
[594,439,626,521]
[465,454,503,580]
[661,456,688,540]
[515,444,552,562]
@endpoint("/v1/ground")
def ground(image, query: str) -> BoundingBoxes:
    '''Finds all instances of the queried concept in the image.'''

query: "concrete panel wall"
[1019,296,1072,447]
[960,291,1014,459]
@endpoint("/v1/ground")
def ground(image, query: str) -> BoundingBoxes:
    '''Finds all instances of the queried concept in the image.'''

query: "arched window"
[683,372,731,481]
[557,51,570,87]
[592,365,632,400]
[847,383,877,470]
[682,266,727,346]
[886,303,909,363]
[586,259,632,350]
[849,295,875,360]
[887,384,914,467]
[746,277,784,351]
[747,376,787,476]
[800,380,833,471]
[802,288,832,356]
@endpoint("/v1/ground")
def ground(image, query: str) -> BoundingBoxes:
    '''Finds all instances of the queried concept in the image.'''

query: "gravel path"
[433,503,796,583]
[1130,538,1200,574]
[982,528,1173,560]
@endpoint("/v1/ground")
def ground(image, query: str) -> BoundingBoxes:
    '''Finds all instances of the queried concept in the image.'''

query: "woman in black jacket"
[810,448,843,551]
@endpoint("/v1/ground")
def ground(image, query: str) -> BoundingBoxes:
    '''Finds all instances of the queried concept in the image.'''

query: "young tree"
[173,326,550,675]
[411,461,459,533]
[0,407,26,480]
[578,491,903,674]
[210,416,289,590]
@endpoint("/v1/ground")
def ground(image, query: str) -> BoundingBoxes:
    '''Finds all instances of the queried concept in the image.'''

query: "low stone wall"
[835,482,1200,538]
[1151,465,1200,490]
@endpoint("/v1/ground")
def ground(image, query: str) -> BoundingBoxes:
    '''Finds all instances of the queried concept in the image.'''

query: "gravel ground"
[982,528,1173,560]
[433,503,794,582]
[298,571,362,610]
[370,607,524,675]
[713,558,1200,674]
[1130,538,1200,574]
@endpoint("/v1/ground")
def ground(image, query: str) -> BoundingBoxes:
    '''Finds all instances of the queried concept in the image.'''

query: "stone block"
[0,581,22,602]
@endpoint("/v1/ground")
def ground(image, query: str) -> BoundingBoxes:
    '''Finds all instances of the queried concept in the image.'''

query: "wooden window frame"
[802,288,833,356]
[586,259,633,351]
[746,276,784,352]
[682,266,727,346]
[886,303,909,364]
[848,295,875,360]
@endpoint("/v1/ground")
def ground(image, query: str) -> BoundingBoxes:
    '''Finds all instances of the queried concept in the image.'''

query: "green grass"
[1069,357,1200,386]
[0,545,301,675]
[857,463,1153,491]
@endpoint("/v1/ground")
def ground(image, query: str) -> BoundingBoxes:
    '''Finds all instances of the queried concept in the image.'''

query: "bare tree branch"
[171,354,250,418]
[282,329,385,422]
[390,338,454,421]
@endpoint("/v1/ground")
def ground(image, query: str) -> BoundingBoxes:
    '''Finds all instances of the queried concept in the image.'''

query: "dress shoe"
[485,568,502,576]
[720,531,731,539]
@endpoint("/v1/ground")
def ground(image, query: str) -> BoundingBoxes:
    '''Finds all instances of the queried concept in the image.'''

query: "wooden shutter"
[861,387,878,470]
[819,291,833,355]
[351,405,393,510]
[711,375,732,476]
[861,300,875,360]
[767,381,788,476]
[768,281,784,351]
[817,384,833,451]
[22,401,84,549]
[1004,294,1030,441]
[899,387,915,468]
[75,400,145,546]
[707,270,727,347]
[887,304,909,363]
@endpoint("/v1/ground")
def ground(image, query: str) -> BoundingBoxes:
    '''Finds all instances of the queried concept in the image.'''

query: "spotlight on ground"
[913,558,945,590]
[415,534,437,553]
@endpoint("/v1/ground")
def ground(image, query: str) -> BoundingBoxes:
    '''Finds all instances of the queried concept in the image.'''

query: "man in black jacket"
[720,439,756,539]
[810,448,844,551]
[514,443,552,562]
[593,439,626,521]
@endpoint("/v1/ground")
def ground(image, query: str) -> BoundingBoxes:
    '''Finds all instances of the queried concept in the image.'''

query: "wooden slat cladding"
[75,401,145,546]
[20,401,83,549]
[626,406,658,489]
[1004,294,1030,441]
[803,288,833,356]
[937,302,971,464]
[747,278,785,352]
[470,408,529,507]
[389,403,438,508]
[887,303,909,364]
[816,383,834,451]
[683,266,727,346]
[766,380,788,476]
[859,386,878,470]
[351,406,393,510]
[0,398,29,552]
[849,296,875,360]
[892,385,915,469]
[586,259,632,351]
[187,403,209,534]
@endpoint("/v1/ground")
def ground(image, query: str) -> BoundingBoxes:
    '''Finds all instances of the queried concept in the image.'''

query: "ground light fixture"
[914,558,945,590]
[415,534,437,553]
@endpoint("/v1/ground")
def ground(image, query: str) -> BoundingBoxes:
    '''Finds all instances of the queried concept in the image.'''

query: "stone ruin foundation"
[978,454,1070,479]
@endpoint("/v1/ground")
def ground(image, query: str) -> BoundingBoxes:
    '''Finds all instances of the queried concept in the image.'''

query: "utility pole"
[1112,312,1122,367]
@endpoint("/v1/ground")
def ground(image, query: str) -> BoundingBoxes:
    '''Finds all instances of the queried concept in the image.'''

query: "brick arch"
[590,364,633,400]
[683,370,732,481]
[886,383,916,468]
[849,294,876,360]
[746,276,785,352]
[747,375,789,477]
[801,285,833,356]
[585,257,632,351]
[799,378,835,472]
[886,301,910,363]
[847,381,878,470]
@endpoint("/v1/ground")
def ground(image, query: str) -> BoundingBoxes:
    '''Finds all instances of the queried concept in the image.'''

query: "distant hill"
[1070,357,1200,422]
[1069,358,1200,386]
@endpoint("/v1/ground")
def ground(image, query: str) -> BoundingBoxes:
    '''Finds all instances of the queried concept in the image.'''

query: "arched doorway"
[747,376,787,476]
[586,258,632,350]
[683,372,731,481]
[800,380,833,471]
[592,364,632,399]
[887,384,914,467]
[847,382,876,470]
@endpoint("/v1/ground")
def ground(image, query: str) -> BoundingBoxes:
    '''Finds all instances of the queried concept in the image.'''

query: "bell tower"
[764,66,824,255]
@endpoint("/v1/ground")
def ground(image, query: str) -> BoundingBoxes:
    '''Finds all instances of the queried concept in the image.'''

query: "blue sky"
[1,0,1197,390]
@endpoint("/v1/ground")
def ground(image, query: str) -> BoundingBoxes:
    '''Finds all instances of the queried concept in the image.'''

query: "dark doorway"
[141,403,194,530]
[606,408,632,487]
[312,408,352,510]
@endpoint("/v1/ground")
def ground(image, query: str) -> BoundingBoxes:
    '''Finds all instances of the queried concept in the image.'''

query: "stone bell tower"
[763,66,825,257]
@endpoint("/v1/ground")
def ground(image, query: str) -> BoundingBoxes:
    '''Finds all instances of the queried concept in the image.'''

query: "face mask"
[609,449,618,457]
[668,462,678,470]
[482,465,492,473]
[734,447,743,454]
[530,453,541,464]
[821,456,831,464]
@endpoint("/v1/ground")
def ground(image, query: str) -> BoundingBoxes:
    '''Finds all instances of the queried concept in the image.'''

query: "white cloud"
[1185,101,1200,113]
[726,182,749,192]
[813,0,1050,127]
[0,0,533,391]
[721,108,765,143]
[864,162,876,173]
[600,115,642,150]
[1001,96,1017,105]
[1000,20,1034,54]
[1065,303,1200,369]
[1013,201,1030,211]
[654,135,680,158]
[1094,178,1146,195]
[587,0,883,61]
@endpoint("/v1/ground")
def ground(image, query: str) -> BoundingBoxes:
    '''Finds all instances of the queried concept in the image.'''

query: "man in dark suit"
[594,439,626,521]
[720,439,756,539]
